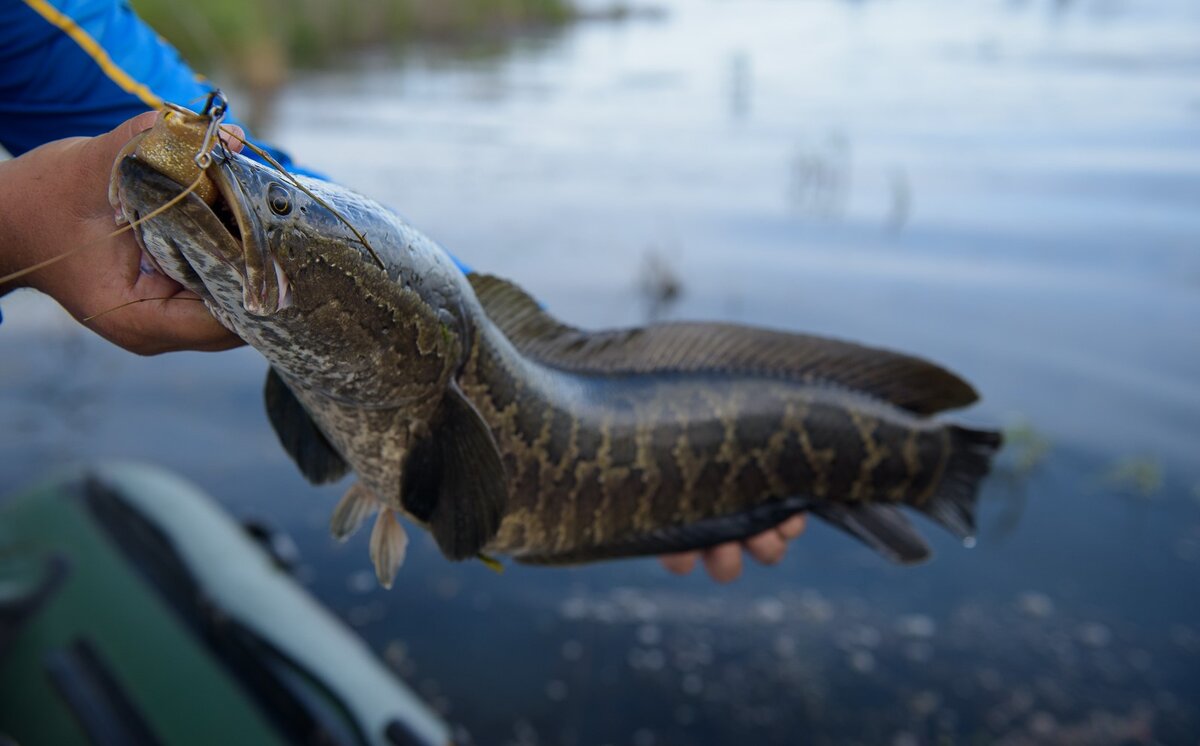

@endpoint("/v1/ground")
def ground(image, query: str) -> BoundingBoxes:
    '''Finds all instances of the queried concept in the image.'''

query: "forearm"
[0,138,90,299]
[0,146,51,295]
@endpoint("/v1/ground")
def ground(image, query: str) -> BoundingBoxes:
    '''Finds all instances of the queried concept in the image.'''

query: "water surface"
[2,0,1199,743]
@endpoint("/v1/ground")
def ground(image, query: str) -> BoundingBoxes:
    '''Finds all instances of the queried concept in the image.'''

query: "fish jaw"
[115,155,245,310]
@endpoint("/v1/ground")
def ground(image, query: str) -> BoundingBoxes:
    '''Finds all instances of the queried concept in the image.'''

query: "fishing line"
[224,130,387,271]
[0,170,207,288]
[83,295,204,323]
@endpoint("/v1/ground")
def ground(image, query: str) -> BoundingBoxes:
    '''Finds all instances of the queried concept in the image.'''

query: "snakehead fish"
[113,110,1002,588]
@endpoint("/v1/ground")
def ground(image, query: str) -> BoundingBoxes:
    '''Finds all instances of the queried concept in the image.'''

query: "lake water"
[2,0,1199,743]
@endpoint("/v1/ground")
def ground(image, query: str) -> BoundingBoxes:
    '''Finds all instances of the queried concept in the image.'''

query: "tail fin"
[916,425,1003,542]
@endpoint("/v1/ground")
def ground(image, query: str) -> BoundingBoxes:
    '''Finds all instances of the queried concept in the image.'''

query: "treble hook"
[194,90,229,170]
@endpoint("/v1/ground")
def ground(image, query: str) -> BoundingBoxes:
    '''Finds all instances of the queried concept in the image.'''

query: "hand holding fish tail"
[0,112,245,354]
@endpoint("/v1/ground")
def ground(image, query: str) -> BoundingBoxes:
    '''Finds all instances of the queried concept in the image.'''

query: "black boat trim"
[80,475,373,746]
[45,638,164,746]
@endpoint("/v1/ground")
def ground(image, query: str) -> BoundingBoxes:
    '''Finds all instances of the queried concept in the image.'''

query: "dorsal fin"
[468,273,978,415]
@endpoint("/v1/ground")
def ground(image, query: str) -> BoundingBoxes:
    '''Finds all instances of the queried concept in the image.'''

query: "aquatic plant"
[1001,418,1051,478]
[1102,456,1164,500]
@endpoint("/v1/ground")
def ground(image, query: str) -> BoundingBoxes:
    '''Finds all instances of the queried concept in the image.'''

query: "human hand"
[0,111,245,354]
[659,514,807,583]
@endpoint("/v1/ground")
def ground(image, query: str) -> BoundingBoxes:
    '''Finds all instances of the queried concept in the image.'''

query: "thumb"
[111,110,160,144]
[89,110,159,167]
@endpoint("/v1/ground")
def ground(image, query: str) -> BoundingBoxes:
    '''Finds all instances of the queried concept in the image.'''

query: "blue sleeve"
[0,0,470,296]
[0,0,306,175]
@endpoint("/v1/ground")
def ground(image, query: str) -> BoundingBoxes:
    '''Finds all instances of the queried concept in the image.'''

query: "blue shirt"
[0,0,301,169]
[0,0,467,326]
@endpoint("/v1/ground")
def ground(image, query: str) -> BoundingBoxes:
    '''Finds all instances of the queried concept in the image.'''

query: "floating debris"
[345,600,385,628]
[848,649,876,674]
[897,614,937,639]
[786,131,851,219]
[674,704,696,726]
[909,690,941,718]
[837,623,882,650]
[383,639,408,669]
[346,569,376,594]
[1028,710,1057,737]
[1102,456,1164,499]
[1018,592,1055,619]
[632,728,657,746]
[1003,419,1052,476]
[637,623,662,646]
[561,639,584,661]
[903,641,934,663]
[754,598,786,624]
[637,248,684,322]
[772,634,797,659]
[1078,622,1113,649]
[545,679,568,702]
[886,168,912,234]
[507,719,540,746]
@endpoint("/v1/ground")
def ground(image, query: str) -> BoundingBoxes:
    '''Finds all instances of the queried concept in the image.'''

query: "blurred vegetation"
[1102,456,1164,500]
[1002,418,1052,478]
[131,0,577,91]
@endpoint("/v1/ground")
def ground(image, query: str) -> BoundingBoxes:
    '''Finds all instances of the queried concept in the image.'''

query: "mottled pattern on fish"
[461,317,965,562]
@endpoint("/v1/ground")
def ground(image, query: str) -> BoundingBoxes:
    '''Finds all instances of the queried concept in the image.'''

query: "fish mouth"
[114,153,291,316]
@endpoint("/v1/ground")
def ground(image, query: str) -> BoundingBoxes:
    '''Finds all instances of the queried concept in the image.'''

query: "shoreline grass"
[131,0,577,90]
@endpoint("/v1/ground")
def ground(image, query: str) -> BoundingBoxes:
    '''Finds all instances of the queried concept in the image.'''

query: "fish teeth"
[274,258,293,311]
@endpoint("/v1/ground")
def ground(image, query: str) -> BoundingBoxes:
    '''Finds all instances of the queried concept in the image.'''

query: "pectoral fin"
[264,367,349,484]
[401,382,508,561]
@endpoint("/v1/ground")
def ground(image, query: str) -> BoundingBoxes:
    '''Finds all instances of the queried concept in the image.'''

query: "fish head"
[115,148,464,406]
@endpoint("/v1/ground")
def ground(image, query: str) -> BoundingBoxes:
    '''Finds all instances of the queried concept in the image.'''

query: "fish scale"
[115,117,1002,586]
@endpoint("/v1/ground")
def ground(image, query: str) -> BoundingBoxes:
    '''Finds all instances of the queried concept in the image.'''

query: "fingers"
[745,530,788,565]
[90,111,158,166]
[83,269,244,354]
[660,513,809,583]
[776,513,807,541]
[743,513,807,566]
[220,125,246,153]
[125,284,244,354]
[659,552,698,576]
[112,110,160,145]
[701,543,743,584]
[148,292,244,353]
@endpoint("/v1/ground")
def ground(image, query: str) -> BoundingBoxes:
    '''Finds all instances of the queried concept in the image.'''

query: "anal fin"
[809,503,931,565]
[518,498,809,565]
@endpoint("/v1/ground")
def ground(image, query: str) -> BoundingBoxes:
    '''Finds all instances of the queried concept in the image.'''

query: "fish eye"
[267,183,292,215]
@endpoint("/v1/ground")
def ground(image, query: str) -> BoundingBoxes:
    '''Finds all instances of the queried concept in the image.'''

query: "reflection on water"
[637,247,685,322]
[787,131,852,220]
[3,0,1200,742]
